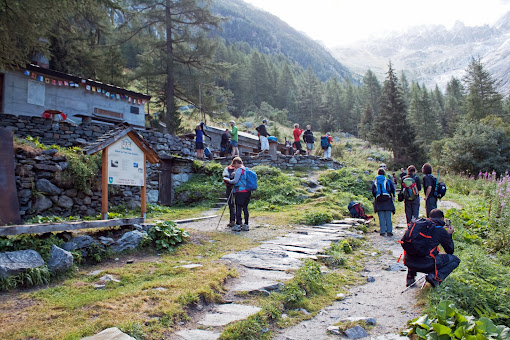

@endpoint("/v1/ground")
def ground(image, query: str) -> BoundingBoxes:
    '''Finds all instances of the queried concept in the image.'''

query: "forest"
[2,0,510,174]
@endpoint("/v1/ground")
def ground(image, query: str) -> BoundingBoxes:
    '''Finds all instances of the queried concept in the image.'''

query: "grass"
[0,231,256,340]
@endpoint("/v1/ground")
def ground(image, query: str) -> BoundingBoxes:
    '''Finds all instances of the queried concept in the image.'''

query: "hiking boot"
[380,233,385,236]
[387,232,393,236]
[406,278,416,287]
[425,273,439,287]
[241,224,250,231]
[227,221,235,228]
[232,224,241,232]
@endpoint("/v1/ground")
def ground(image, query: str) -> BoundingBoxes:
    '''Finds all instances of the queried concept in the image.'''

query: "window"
[130,106,139,114]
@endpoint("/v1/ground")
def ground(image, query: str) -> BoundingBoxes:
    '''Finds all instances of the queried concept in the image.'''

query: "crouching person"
[401,209,460,287]
[224,157,251,231]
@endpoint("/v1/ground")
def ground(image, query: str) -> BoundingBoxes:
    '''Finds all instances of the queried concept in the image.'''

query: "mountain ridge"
[331,12,510,93]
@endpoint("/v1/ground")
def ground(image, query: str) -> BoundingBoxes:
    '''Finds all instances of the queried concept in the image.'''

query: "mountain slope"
[210,0,355,82]
[331,12,510,93]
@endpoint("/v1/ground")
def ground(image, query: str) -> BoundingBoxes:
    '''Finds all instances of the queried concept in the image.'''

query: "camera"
[445,218,451,227]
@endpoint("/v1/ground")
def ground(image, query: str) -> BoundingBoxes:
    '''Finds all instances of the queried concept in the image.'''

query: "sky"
[243,0,510,47]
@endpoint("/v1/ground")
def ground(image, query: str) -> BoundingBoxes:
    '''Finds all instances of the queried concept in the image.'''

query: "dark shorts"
[195,141,204,150]
[293,141,302,150]
[231,140,238,147]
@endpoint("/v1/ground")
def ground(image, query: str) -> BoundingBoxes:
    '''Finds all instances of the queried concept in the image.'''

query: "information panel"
[107,136,144,186]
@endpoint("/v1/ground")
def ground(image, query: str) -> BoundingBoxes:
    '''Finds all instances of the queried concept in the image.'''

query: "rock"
[147,189,159,203]
[80,327,136,340]
[57,195,74,209]
[48,245,73,273]
[336,293,346,300]
[344,325,369,339]
[62,235,95,251]
[42,148,58,156]
[98,274,121,283]
[387,263,406,271]
[289,157,297,164]
[366,276,375,283]
[36,178,62,195]
[307,179,320,188]
[111,231,147,253]
[0,250,45,278]
[98,236,115,246]
[33,194,53,212]
[178,264,203,269]
[327,326,342,335]
[126,200,140,210]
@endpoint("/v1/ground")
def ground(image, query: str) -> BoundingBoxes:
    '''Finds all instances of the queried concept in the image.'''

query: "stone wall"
[217,153,343,170]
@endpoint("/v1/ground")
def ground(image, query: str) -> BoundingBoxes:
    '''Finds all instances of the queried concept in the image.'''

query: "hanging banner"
[107,136,144,186]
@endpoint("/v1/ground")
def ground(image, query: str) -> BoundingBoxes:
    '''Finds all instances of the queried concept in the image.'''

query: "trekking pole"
[401,274,426,294]
[215,189,234,230]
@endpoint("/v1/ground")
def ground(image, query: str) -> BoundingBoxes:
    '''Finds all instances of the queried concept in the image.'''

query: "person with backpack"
[371,167,396,236]
[303,125,314,156]
[194,122,211,160]
[422,163,437,218]
[401,209,460,287]
[222,160,237,228]
[402,165,422,223]
[321,132,333,159]
[224,156,253,231]
[220,129,231,157]
[256,119,270,154]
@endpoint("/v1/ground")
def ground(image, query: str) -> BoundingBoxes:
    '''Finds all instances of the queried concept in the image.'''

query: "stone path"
[172,219,365,340]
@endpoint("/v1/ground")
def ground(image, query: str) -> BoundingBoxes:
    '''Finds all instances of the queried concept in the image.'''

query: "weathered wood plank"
[174,215,218,224]
[0,218,144,236]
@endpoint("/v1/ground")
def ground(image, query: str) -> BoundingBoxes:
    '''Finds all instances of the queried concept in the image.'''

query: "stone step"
[198,304,262,327]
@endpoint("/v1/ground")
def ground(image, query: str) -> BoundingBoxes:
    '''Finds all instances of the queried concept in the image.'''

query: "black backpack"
[400,218,438,257]
[432,171,447,199]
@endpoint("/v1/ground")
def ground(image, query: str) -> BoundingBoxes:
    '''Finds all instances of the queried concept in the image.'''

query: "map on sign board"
[107,136,144,186]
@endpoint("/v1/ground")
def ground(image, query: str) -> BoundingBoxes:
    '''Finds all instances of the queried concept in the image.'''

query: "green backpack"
[402,177,419,201]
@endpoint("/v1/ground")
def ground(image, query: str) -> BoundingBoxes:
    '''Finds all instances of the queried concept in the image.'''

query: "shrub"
[0,234,64,261]
[319,167,373,199]
[300,210,333,225]
[0,266,51,291]
[147,220,189,251]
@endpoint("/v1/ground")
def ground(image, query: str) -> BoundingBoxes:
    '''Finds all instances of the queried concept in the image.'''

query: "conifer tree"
[444,77,464,135]
[462,57,503,121]
[359,104,376,143]
[362,70,382,116]
[374,62,423,166]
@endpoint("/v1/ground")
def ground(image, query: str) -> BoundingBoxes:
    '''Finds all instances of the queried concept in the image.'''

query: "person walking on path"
[371,167,396,236]
[303,125,315,156]
[222,161,236,228]
[230,121,239,157]
[256,119,270,154]
[322,132,333,159]
[224,156,251,231]
[403,209,460,287]
[402,165,421,223]
[194,122,211,160]
[293,123,303,155]
[422,163,437,218]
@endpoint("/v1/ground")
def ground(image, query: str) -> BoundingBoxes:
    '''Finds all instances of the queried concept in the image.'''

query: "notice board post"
[83,124,160,221]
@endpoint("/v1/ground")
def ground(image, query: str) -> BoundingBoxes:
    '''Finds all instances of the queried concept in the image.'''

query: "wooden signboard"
[0,128,22,225]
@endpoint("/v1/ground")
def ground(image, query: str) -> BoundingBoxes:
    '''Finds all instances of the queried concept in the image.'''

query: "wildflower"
[478,171,482,179]
[502,202,506,208]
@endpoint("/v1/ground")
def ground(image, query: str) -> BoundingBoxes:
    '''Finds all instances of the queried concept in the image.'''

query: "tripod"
[215,189,234,230]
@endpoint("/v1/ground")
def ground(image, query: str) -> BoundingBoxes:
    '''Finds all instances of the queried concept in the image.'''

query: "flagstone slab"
[198,304,261,327]
[175,329,220,340]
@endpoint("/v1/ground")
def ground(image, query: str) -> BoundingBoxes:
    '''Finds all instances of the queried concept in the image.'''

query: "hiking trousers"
[377,210,392,234]
[226,186,235,223]
[425,196,437,217]
[404,198,420,224]
[235,191,251,225]
[406,254,460,283]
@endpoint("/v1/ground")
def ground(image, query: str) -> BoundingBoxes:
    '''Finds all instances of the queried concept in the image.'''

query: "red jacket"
[293,128,303,142]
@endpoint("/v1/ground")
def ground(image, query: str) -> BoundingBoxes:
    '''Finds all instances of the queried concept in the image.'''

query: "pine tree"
[444,77,464,136]
[359,104,376,143]
[462,57,504,121]
[373,62,423,166]
[362,70,382,116]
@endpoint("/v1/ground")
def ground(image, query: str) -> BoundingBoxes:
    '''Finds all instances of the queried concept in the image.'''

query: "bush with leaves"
[404,301,510,339]
[300,210,333,225]
[0,234,64,261]
[146,220,189,251]
[319,167,373,200]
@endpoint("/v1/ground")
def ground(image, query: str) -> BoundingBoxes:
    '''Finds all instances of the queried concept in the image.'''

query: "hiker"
[392,172,398,186]
[224,156,251,231]
[399,167,407,181]
[402,209,460,287]
[322,132,333,159]
[303,124,314,156]
[292,123,303,155]
[401,165,422,223]
[222,160,236,228]
[230,121,239,157]
[194,122,211,160]
[371,167,396,236]
[256,119,270,154]
[422,163,437,217]
[220,129,231,157]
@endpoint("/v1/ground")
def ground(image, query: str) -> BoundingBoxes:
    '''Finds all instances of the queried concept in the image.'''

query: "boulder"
[81,327,135,340]
[0,250,45,278]
[147,189,159,204]
[57,195,74,209]
[36,178,62,195]
[48,245,73,273]
[33,194,53,212]
[111,231,147,253]
[62,235,95,251]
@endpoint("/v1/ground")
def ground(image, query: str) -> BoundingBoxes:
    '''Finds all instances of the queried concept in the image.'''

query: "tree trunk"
[165,0,175,135]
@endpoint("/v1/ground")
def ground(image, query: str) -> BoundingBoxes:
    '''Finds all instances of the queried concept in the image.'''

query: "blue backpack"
[320,136,330,150]
[243,167,258,191]
[374,178,391,202]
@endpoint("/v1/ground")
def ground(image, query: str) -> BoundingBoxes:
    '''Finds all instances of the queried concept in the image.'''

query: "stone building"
[0,64,150,127]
